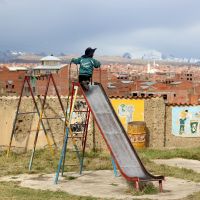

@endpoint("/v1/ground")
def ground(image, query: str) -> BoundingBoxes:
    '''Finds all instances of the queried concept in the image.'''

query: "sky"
[0,0,200,58]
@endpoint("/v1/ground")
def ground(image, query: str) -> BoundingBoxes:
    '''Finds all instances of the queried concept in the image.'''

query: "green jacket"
[71,57,101,76]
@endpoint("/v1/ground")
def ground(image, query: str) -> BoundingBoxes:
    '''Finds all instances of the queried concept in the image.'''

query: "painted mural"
[172,106,200,137]
[110,99,144,130]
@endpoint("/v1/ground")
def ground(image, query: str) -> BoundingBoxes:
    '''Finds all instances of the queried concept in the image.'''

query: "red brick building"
[0,55,69,96]
[0,65,27,95]
[1,60,200,105]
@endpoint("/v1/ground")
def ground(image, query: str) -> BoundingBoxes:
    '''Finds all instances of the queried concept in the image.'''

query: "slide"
[83,83,164,183]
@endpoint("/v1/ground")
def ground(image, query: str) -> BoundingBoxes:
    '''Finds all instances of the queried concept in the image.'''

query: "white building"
[40,55,61,66]
[32,55,65,75]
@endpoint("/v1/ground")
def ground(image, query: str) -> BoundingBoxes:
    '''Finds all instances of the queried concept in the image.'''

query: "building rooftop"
[170,81,182,85]
[7,66,28,71]
[121,80,133,84]
[141,81,156,86]
[40,55,61,61]
[32,64,65,70]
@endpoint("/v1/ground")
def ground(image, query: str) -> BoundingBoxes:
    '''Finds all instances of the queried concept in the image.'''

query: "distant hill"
[0,50,200,66]
[123,52,132,59]
[61,54,145,65]
[0,51,42,63]
[0,50,17,62]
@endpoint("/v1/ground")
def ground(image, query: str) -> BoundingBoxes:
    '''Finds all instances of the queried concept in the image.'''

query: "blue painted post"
[54,127,69,184]
[111,158,118,177]
[80,157,84,175]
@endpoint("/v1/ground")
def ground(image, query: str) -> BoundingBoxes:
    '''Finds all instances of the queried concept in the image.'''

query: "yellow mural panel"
[110,99,144,130]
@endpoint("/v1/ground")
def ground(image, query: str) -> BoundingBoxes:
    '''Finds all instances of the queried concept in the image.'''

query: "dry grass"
[2,147,200,199]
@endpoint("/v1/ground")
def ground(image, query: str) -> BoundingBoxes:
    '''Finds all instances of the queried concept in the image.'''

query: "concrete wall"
[1,96,200,152]
[144,97,165,148]
[0,96,66,152]
[144,98,200,148]
[0,96,105,152]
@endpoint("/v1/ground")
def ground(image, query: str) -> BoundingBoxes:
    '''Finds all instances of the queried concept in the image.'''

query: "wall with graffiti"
[110,99,144,130]
[172,106,200,137]
[68,99,145,133]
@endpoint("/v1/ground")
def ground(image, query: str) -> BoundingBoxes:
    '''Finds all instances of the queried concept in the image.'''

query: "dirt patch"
[0,170,200,200]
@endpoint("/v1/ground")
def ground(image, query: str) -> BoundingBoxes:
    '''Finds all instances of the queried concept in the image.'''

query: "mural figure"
[179,110,188,135]
[190,120,198,134]
[172,106,200,137]
[118,104,134,127]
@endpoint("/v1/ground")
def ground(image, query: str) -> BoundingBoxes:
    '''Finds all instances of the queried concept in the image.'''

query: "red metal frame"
[134,178,139,191]
[61,83,92,175]
[50,74,65,114]
[7,76,49,155]
[82,107,90,147]
[31,74,66,151]
[8,73,67,170]
[82,109,91,152]
[32,74,51,149]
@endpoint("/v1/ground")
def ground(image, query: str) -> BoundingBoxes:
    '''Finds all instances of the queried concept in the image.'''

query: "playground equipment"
[55,63,119,181]
[7,73,66,170]
[55,81,119,183]
[7,63,164,191]
[7,75,48,156]
[28,73,65,170]
[55,81,164,191]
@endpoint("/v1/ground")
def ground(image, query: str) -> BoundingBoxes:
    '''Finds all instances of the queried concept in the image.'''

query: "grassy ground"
[138,147,200,160]
[1,147,200,199]
[0,149,110,200]
[138,147,200,182]
[0,149,113,177]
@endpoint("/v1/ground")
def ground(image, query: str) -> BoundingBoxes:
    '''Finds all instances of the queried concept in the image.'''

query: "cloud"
[0,0,200,57]
[82,23,200,57]
[0,0,6,3]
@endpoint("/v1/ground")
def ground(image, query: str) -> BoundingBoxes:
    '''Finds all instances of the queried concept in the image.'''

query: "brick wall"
[0,67,26,95]
[0,65,69,96]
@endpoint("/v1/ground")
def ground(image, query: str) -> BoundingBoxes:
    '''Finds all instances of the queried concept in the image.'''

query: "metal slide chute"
[82,83,164,191]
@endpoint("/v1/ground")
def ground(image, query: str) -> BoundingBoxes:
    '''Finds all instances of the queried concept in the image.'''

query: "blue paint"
[172,106,200,137]
[55,127,69,184]
[111,158,119,177]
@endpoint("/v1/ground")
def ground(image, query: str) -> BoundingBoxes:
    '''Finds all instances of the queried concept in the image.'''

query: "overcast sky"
[0,0,200,57]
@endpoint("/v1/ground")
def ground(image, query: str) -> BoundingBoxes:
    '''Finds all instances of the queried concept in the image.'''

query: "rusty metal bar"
[7,76,27,156]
